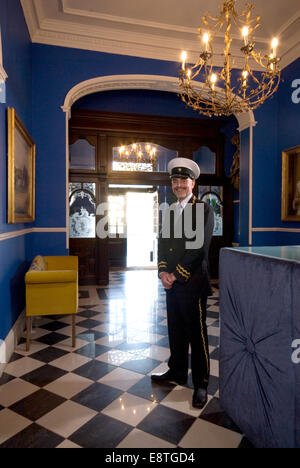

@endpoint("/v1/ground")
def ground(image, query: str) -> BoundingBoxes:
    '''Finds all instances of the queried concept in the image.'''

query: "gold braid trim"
[198,300,209,378]
[177,264,191,278]
[176,265,190,280]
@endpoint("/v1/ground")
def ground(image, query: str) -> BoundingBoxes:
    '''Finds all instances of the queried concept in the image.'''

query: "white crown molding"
[60,0,269,44]
[21,1,300,70]
[20,0,40,39]
[280,37,300,70]
[278,8,300,36]
[61,0,199,36]
[29,23,263,71]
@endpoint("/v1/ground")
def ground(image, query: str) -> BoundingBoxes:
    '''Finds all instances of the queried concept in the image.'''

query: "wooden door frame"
[69,109,232,283]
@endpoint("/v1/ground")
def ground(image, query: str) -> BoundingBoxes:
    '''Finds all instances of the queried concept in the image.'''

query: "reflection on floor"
[0,270,252,448]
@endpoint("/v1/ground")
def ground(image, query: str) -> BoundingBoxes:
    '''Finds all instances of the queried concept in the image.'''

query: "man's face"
[171,177,195,202]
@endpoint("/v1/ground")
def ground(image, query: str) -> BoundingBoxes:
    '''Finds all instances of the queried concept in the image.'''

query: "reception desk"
[219,246,300,448]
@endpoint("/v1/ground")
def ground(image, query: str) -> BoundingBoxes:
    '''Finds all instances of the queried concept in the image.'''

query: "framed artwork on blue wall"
[7,108,35,223]
[282,145,300,222]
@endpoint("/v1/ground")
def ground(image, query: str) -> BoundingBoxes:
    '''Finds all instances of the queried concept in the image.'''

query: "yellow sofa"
[25,255,78,351]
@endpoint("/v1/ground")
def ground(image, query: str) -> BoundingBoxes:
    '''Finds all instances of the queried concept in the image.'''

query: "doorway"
[69,109,233,285]
[108,188,158,269]
[126,191,158,268]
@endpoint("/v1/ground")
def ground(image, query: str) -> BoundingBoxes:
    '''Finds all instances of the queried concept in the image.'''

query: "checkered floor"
[0,270,252,448]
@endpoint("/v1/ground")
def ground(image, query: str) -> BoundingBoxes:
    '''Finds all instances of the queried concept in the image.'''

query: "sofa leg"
[72,315,76,348]
[26,317,31,352]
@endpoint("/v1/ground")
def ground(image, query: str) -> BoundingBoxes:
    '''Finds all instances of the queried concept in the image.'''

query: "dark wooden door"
[197,178,234,279]
[69,110,234,284]
[69,179,109,286]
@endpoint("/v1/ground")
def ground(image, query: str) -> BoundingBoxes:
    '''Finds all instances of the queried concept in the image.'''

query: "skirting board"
[0,310,26,378]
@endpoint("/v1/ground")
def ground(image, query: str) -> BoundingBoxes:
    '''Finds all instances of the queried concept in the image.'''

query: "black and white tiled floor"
[0,270,251,448]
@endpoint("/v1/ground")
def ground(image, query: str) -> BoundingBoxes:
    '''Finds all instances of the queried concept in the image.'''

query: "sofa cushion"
[29,255,47,271]
[26,270,77,284]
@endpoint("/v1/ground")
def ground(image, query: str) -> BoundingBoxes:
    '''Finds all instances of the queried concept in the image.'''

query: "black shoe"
[192,387,208,409]
[151,370,187,386]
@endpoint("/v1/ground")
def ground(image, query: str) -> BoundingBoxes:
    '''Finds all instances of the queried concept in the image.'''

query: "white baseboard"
[0,310,26,378]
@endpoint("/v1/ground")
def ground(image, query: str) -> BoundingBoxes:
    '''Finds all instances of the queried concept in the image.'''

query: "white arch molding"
[62,74,257,130]
[62,74,257,248]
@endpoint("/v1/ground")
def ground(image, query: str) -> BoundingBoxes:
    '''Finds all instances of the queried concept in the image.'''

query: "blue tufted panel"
[219,249,296,448]
[292,262,300,448]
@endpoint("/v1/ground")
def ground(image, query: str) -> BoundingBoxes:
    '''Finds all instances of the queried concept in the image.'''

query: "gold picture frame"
[7,107,35,223]
[282,145,300,222]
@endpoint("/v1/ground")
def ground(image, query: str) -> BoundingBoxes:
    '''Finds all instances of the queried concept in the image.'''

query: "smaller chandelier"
[179,0,281,116]
[117,143,157,164]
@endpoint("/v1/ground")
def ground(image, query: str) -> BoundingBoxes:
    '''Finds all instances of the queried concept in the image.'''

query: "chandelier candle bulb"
[181,51,187,70]
[242,26,249,46]
[203,33,210,52]
[210,73,217,91]
[242,70,248,87]
[271,37,279,57]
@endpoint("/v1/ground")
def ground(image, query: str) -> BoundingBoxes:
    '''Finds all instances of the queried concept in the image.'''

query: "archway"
[62,74,257,247]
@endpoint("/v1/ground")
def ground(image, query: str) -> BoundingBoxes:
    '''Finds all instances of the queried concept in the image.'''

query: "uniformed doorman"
[151,157,214,408]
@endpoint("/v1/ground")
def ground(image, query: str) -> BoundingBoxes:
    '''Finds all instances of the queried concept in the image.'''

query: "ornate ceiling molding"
[21,0,300,70]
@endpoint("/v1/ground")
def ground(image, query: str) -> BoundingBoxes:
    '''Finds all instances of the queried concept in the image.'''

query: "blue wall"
[31,44,238,248]
[1,3,300,344]
[0,0,32,341]
[249,58,300,246]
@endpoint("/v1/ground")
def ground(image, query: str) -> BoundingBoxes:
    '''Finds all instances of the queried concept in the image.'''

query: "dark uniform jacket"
[158,195,214,297]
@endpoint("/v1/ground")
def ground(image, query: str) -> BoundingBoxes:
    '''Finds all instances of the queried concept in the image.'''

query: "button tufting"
[246,337,255,355]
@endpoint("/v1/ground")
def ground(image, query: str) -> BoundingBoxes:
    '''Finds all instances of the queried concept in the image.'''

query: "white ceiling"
[21,0,300,69]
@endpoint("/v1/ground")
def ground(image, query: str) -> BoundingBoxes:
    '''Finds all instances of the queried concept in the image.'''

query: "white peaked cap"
[168,157,200,179]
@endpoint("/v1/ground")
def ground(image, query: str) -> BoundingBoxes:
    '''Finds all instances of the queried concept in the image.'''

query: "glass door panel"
[198,185,223,237]
[69,184,96,238]
[69,182,97,284]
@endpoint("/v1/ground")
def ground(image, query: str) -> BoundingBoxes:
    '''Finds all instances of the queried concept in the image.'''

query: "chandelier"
[179,0,281,116]
[117,143,157,164]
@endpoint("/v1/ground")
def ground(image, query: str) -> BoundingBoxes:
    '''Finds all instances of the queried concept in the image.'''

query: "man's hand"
[159,272,176,290]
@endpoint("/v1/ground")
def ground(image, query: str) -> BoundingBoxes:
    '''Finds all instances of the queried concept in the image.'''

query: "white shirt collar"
[177,192,194,210]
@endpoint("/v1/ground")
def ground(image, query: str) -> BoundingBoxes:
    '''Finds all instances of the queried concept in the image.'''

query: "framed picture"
[7,107,35,223]
[282,145,300,221]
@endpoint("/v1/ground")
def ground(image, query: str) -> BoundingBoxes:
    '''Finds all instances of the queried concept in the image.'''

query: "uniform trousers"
[166,282,210,388]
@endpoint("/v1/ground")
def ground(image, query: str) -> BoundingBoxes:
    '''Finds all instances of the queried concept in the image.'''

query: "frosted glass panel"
[199,185,223,236]
[69,185,96,238]
[69,138,96,170]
